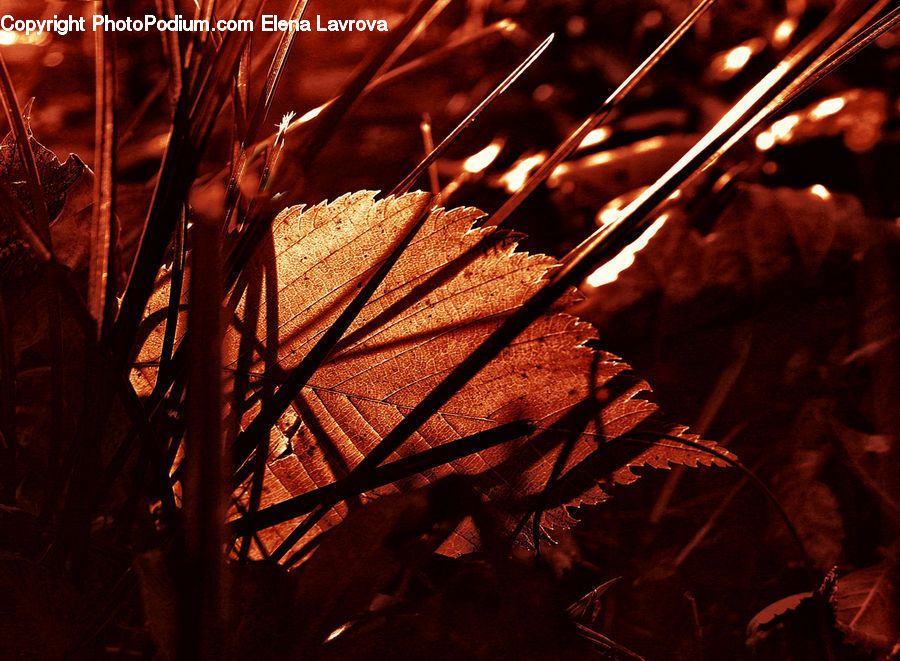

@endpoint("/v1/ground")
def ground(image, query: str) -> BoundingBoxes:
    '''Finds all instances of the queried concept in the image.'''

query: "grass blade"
[232,194,436,472]
[89,11,118,341]
[223,0,311,227]
[233,420,533,540]
[390,33,554,196]
[261,19,525,153]
[179,213,225,660]
[113,3,257,367]
[485,0,720,228]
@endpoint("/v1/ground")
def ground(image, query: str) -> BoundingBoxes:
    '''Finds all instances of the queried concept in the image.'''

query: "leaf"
[833,560,900,655]
[745,571,838,658]
[133,191,733,558]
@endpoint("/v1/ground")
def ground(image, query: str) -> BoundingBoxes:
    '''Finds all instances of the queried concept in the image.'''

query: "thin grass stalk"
[234,233,277,561]
[118,77,168,149]
[574,624,647,661]
[152,205,188,401]
[419,114,441,197]
[101,12,257,524]
[390,34,554,196]
[263,19,524,152]
[273,0,886,557]
[672,468,755,568]
[684,0,892,192]
[650,334,750,524]
[155,0,184,99]
[530,431,579,553]
[112,368,179,520]
[232,42,252,146]
[562,0,887,273]
[183,0,223,96]
[795,5,900,96]
[89,10,117,341]
[223,0,311,228]
[188,24,253,145]
[233,420,533,539]
[114,5,256,367]
[257,112,291,194]
[484,0,720,228]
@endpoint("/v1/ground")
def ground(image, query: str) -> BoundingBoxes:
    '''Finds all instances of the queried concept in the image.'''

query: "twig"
[419,114,440,199]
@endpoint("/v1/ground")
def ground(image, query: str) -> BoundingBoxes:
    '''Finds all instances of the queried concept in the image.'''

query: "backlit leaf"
[133,191,733,558]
